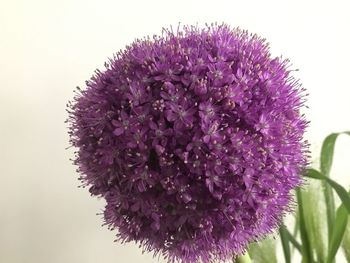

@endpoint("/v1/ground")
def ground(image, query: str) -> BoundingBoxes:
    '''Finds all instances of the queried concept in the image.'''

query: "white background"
[1,0,350,262]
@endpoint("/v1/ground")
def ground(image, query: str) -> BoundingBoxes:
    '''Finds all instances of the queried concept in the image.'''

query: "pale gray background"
[1,0,350,262]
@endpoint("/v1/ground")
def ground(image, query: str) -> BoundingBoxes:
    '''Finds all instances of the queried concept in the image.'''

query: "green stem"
[234,252,252,263]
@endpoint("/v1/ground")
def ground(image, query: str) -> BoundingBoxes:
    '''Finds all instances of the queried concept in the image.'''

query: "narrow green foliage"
[320,133,340,176]
[320,132,350,244]
[235,253,252,263]
[326,204,349,263]
[279,225,291,263]
[285,228,302,253]
[248,235,277,263]
[321,134,338,243]
[320,132,350,176]
[296,188,314,263]
[292,208,300,252]
[306,169,350,214]
[301,181,327,263]
[342,217,350,262]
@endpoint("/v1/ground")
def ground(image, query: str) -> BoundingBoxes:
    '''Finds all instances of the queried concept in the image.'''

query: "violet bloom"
[67,23,309,263]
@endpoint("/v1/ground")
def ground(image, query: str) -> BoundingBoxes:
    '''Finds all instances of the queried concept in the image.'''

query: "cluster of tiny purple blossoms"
[68,24,309,263]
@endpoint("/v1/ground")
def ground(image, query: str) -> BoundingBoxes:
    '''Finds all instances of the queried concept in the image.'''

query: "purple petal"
[113,127,124,136]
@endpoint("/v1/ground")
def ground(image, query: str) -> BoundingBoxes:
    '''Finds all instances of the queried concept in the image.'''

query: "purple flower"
[126,127,148,150]
[205,169,224,196]
[129,166,157,192]
[124,82,150,106]
[207,61,235,86]
[199,100,216,121]
[149,117,172,147]
[68,23,309,263]
[201,119,221,144]
[255,113,271,136]
[165,101,196,130]
[111,110,132,136]
[132,105,151,124]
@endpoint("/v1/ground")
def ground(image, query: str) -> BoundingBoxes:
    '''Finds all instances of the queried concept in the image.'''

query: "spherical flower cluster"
[67,23,309,263]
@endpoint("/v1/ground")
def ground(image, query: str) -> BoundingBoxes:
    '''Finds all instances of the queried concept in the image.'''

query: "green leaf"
[320,132,350,244]
[301,181,327,263]
[285,228,302,253]
[323,182,336,247]
[292,208,300,248]
[320,131,350,176]
[296,188,314,263]
[279,225,291,263]
[235,252,252,263]
[342,217,350,262]
[305,169,350,214]
[248,235,277,263]
[320,133,340,177]
[321,133,338,245]
[326,204,349,263]
[305,170,350,263]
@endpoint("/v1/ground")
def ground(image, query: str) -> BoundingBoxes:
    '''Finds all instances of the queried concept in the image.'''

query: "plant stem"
[234,252,252,263]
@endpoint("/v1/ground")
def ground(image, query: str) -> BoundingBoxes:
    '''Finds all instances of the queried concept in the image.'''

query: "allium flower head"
[67,23,309,263]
